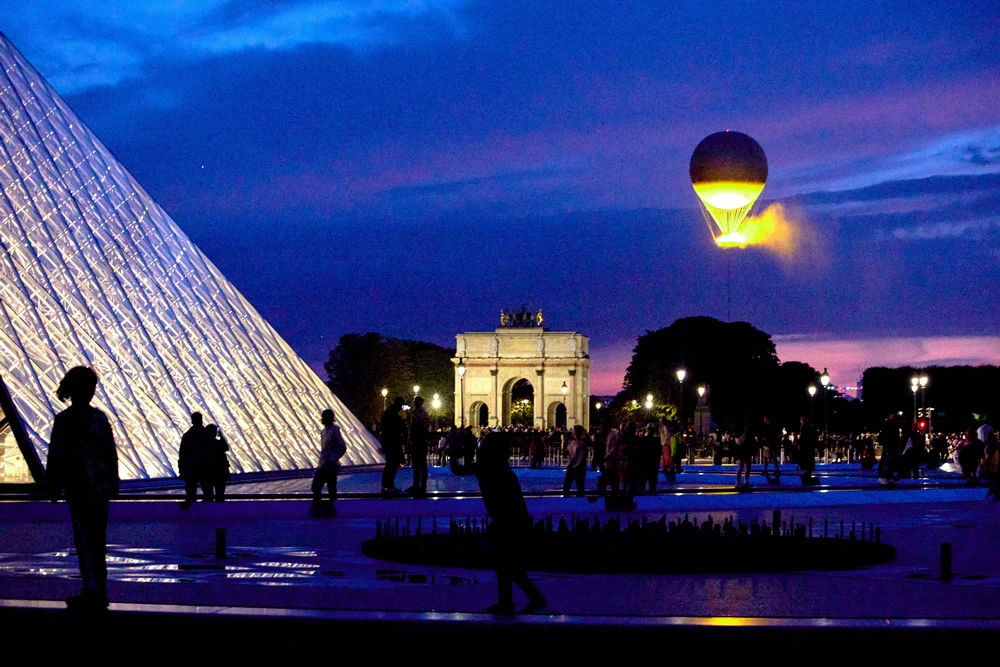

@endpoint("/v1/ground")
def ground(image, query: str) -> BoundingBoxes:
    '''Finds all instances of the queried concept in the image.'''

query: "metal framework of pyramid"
[0,33,382,482]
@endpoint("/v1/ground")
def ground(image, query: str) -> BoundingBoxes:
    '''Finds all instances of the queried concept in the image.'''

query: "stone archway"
[501,376,534,426]
[469,401,489,428]
[453,326,590,431]
[547,400,568,429]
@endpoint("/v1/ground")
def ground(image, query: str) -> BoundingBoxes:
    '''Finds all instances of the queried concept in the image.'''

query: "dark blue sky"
[3,1,999,392]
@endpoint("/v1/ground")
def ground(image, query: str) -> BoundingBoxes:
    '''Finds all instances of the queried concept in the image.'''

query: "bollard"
[940,543,953,580]
[215,527,226,559]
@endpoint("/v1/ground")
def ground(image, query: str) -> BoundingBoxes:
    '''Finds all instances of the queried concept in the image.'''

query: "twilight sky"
[2,1,999,395]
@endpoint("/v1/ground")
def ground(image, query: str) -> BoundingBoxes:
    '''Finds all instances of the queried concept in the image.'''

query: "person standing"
[877,414,902,486]
[311,409,347,515]
[590,426,606,473]
[734,421,756,490]
[379,397,407,494]
[563,425,590,496]
[761,415,781,479]
[178,412,207,508]
[46,366,119,610]
[205,424,229,501]
[797,416,818,485]
[407,396,431,497]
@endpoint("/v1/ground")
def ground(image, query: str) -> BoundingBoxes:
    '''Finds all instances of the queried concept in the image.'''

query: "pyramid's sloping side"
[0,35,382,478]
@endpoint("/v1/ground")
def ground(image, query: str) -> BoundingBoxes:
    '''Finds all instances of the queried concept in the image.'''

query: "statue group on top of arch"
[500,305,544,329]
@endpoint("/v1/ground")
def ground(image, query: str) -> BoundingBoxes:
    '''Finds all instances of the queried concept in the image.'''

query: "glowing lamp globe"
[690,131,768,247]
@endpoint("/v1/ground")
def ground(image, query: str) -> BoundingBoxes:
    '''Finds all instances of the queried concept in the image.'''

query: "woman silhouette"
[46,366,119,610]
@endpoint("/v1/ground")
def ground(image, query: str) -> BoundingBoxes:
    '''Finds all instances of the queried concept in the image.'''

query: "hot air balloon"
[690,131,768,247]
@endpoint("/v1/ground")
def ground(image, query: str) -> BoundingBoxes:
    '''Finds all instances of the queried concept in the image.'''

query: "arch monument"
[454,310,590,431]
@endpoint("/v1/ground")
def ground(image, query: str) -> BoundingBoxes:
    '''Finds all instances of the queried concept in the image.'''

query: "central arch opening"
[501,377,534,427]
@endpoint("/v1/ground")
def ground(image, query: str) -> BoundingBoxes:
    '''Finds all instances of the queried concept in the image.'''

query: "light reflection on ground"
[0,545,479,588]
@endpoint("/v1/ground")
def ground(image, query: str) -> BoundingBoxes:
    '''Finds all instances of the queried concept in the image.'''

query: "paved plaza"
[2,463,998,620]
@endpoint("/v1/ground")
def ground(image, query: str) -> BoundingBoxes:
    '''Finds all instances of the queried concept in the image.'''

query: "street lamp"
[413,384,420,400]
[381,387,388,411]
[561,382,568,429]
[676,369,686,428]
[820,369,830,436]
[432,393,441,411]
[808,385,816,424]
[645,393,653,421]
[595,402,602,410]
[910,376,919,423]
[457,361,466,428]
[919,375,929,431]
[697,386,706,398]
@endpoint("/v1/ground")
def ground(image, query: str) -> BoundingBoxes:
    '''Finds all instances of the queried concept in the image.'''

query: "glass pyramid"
[0,33,382,481]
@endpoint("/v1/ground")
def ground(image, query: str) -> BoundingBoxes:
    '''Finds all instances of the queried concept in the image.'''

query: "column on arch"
[534,368,545,429]
[489,368,499,427]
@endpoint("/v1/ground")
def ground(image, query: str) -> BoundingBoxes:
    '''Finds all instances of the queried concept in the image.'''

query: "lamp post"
[457,361,466,428]
[910,376,919,423]
[697,386,706,433]
[808,385,816,424]
[381,387,388,411]
[561,381,568,429]
[820,368,830,437]
[676,369,686,428]
[645,393,653,422]
[919,375,929,432]
[413,384,420,401]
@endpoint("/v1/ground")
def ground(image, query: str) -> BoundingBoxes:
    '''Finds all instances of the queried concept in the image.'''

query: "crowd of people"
[42,368,995,614]
[373,398,1000,499]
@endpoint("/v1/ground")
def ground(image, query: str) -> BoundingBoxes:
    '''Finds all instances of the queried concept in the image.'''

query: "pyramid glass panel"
[0,33,382,480]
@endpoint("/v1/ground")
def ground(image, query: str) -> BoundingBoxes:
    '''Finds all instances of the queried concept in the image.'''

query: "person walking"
[178,412,207,508]
[45,366,119,610]
[379,397,407,495]
[311,409,347,515]
[205,424,229,501]
[407,396,431,497]
[563,425,590,496]
[460,433,546,614]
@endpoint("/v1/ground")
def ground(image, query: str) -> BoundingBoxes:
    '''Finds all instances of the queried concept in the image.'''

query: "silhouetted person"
[46,366,119,610]
[406,396,431,496]
[735,421,757,489]
[205,424,229,500]
[563,425,589,496]
[591,426,606,472]
[797,416,818,485]
[178,412,207,507]
[379,397,407,494]
[958,426,985,482]
[459,433,546,613]
[311,409,347,515]
[877,415,901,485]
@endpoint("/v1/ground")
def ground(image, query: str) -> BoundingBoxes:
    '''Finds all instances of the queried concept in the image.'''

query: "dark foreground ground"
[2,463,997,665]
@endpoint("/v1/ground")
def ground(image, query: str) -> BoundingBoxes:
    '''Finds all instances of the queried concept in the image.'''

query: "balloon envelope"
[690,131,768,246]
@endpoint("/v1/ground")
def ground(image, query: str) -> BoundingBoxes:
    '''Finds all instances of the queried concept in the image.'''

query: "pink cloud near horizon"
[588,335,1000,397]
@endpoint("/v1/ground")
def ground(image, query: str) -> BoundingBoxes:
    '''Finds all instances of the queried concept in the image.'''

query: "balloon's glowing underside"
[692,180,766,247]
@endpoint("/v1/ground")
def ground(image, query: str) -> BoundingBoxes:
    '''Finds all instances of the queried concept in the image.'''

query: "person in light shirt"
[311,409,347,515]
